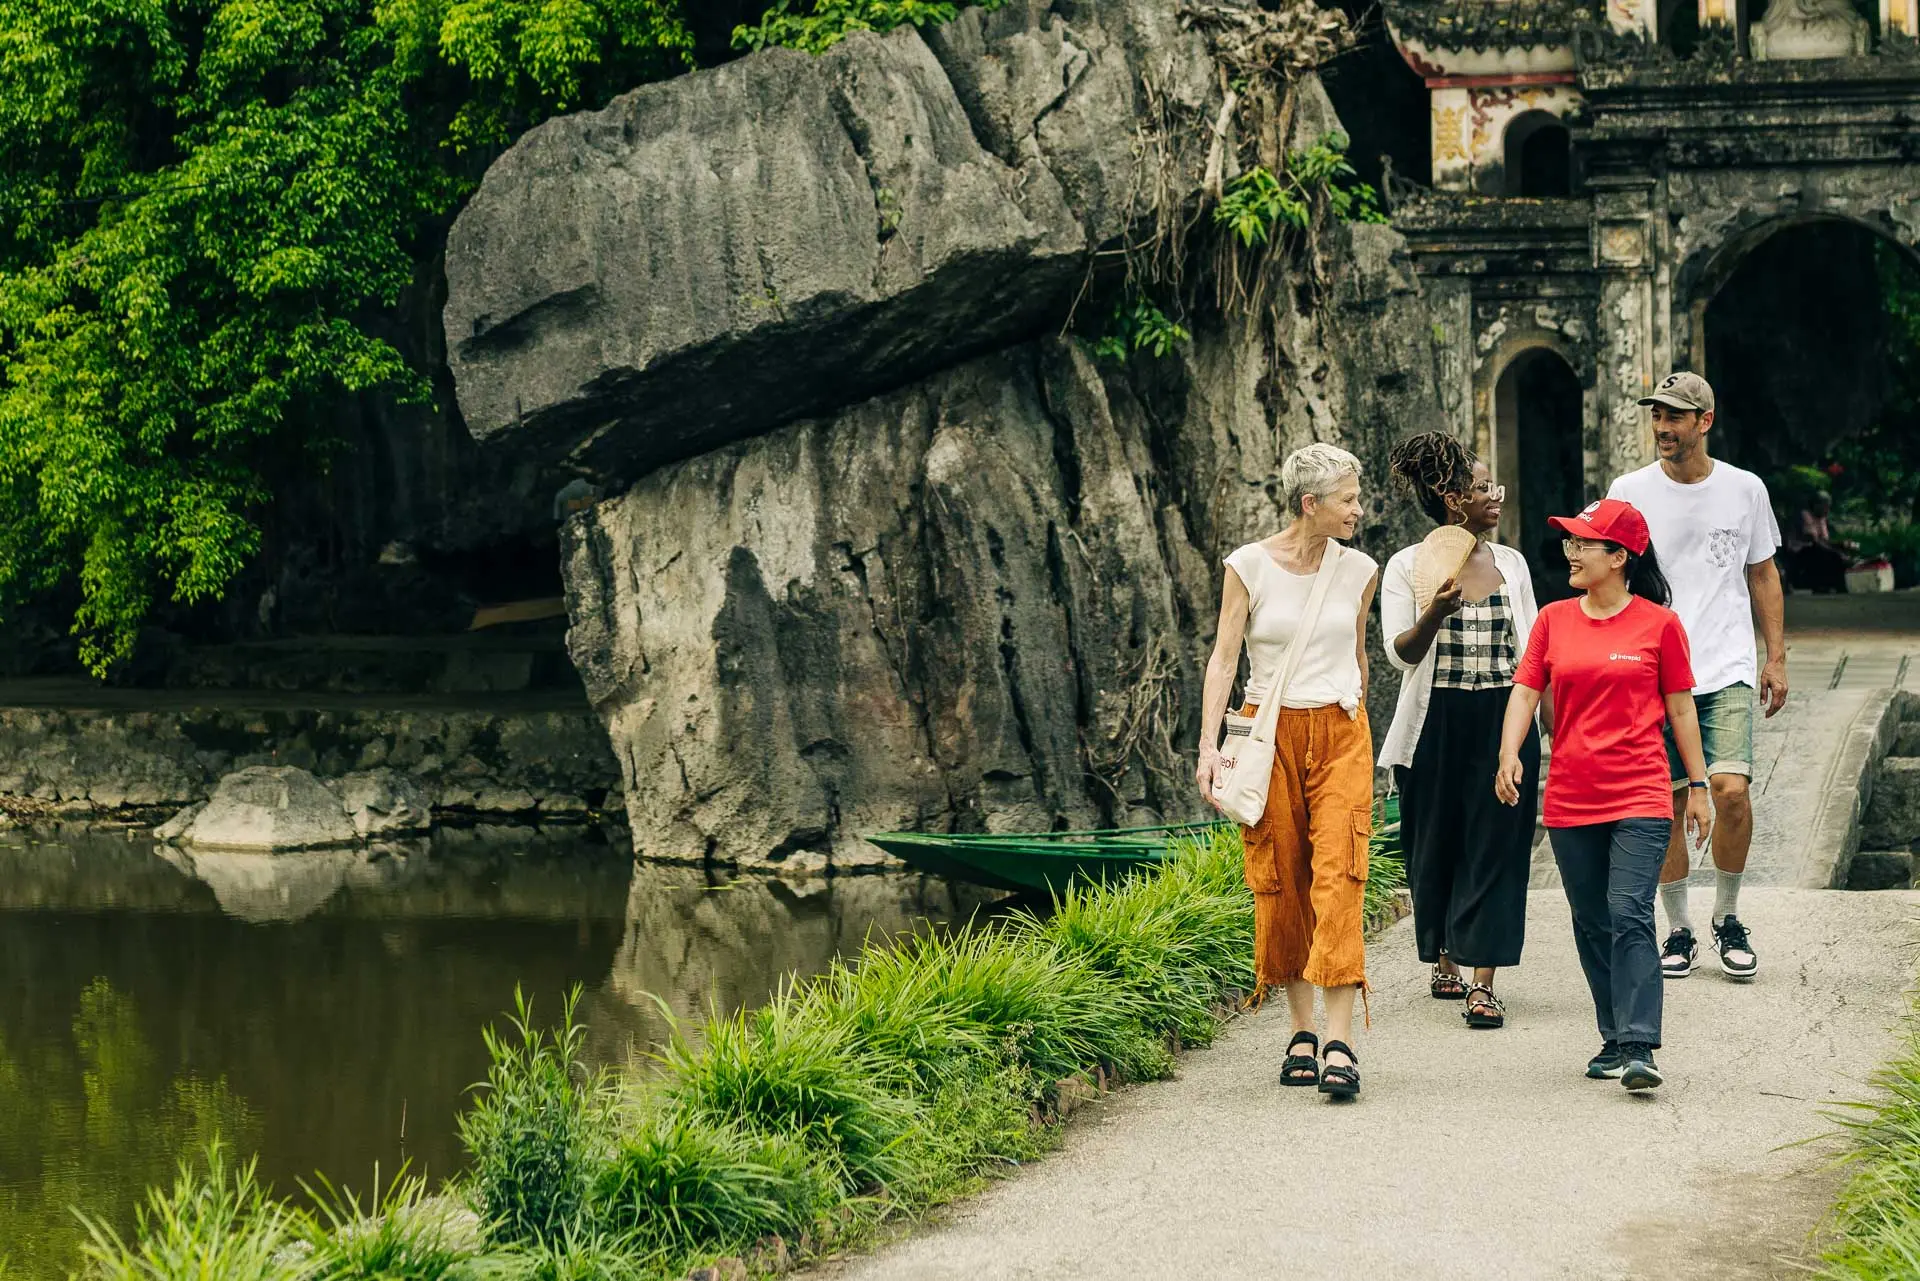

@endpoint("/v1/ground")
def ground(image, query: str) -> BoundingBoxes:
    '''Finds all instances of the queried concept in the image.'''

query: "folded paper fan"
[1411,525,1478,617]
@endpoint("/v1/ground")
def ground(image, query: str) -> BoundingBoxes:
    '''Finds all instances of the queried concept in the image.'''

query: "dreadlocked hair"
[1388,431,1477,526]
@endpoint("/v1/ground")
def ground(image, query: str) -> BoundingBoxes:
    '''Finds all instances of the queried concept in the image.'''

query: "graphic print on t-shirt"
[1706,526,1743,567]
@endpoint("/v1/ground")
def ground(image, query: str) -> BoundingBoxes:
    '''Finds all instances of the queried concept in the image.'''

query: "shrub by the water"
[79,824,1407,1278]
[458,990,611,1247]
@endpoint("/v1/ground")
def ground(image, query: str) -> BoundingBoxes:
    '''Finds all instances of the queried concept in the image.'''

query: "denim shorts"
[1665,682,1754,785]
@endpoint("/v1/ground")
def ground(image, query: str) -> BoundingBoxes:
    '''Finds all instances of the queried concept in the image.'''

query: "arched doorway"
[1494,347,1586,602]
[1699,217,1920,585]
[1502,111,1572,198]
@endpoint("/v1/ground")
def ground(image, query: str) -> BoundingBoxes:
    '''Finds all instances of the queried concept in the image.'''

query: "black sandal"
[1430,964,1469,1001]
[1281,1031,1320,1087]
[1319,1040,1360,1099]
[1464,984,1506,1029]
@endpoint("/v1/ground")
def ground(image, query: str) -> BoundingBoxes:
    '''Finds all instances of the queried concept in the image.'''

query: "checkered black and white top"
[1432,590,1518,690]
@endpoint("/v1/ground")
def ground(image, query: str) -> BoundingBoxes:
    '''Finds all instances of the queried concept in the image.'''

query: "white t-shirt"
[1607,461,1780,695]
[1224,541,1378,711]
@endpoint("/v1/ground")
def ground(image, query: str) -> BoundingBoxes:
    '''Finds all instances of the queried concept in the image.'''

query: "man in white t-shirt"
[1607,371,1788,981]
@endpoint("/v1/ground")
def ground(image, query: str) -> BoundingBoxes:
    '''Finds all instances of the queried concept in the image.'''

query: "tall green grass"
[82,823,1408,1280]
[1816,996,1920,1278]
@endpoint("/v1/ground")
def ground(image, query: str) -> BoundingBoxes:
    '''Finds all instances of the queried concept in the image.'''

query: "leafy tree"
[0,0,691,672]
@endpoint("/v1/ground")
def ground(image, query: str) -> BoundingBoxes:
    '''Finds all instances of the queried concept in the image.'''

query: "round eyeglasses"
[1561,537,1611,557]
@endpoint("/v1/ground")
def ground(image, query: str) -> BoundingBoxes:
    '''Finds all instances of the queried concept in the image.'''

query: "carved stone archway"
[1672,206,1920,376]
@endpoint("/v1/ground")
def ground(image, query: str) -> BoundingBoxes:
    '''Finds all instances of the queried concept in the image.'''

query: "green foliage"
[662,993,919,1192]
[299,1168,469,1280]
[589,1112,832,1253]
[1816,994,1920,1279]
[1214,132,1386,251]
[1096,294,1191,363]
[76,1143,309,1281]
[733,0,1006,54]
[0,0,692,672]
[459,988,611,1247]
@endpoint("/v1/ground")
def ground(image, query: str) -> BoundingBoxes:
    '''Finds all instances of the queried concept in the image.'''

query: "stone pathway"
[826,890,1916,1281]
[820,603,1920,1281]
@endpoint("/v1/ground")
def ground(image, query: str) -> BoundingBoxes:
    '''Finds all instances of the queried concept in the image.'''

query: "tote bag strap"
[1246,542,1343,746]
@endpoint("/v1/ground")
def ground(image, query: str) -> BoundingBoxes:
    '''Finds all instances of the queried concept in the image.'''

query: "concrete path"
[829,889,1920,1281]
[824,602,1920,1281]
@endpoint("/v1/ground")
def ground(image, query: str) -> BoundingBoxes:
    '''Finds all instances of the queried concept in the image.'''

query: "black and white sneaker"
[1713,915,1758,980]
[1660,927,1699,979]
[1586,1041,1625,1079]
[1619,1043,1663,1091]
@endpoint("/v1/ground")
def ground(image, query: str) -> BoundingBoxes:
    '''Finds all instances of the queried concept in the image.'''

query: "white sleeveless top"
[1225,541,1378,712]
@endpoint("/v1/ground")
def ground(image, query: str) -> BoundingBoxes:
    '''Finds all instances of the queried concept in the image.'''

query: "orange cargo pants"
[1239,703,1372,993]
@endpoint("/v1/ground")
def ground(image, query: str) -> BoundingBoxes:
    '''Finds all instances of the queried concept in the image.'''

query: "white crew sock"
[1659,880,1693,936]
[1712,869,1743,926]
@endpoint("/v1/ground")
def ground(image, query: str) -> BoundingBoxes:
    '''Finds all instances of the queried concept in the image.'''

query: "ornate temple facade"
[1384,0,1920,562]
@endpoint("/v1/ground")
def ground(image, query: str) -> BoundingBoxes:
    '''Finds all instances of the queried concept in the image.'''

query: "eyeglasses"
[1468,482,1507,502]
[1561,537,1612,557]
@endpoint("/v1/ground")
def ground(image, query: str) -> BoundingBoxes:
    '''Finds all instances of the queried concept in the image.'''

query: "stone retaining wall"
[0,706,622,818]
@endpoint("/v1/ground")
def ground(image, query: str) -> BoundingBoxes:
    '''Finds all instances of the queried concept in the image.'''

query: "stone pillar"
[1590,178,1660,483]
[1431,86,1473,192]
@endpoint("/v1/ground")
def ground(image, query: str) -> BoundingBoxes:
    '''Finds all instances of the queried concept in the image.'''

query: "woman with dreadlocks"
[1381,433,1541,1029]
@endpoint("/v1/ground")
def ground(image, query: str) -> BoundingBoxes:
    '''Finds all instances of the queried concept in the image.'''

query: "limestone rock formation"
[173,766,359,852]
[446,3,1453,868]
[442,7,1211,481]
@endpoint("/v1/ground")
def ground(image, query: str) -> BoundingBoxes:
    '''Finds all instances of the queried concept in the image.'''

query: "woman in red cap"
[1494,498,1711,1093]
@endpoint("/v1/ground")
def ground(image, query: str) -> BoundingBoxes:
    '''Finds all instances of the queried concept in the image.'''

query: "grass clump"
[299,1169,471,1280]
[1815,997,1920,1278]
[77,1144,307,1281]
[590,1113,833,1254]
[659,998,916,1194]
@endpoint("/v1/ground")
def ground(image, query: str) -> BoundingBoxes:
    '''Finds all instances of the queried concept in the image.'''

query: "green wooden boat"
[866,797,1401,895]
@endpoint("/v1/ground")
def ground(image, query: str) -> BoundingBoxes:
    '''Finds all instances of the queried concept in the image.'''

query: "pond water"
[0,824,996,1277]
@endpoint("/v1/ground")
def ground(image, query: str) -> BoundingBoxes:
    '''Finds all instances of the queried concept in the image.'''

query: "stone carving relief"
[1751,0,1872,59]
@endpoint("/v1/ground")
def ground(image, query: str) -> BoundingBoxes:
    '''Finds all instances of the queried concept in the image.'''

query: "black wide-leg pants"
[1394,686,1540,969]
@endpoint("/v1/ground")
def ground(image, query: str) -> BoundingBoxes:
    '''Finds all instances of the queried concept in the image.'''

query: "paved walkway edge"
[1801,686,1911,888]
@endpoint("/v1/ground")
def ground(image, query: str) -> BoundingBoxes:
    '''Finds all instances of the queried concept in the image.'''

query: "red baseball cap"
[1549,498,1651,555]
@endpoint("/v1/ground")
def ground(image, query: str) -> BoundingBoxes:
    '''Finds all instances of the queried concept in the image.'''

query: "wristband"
[1688,779,1708,789]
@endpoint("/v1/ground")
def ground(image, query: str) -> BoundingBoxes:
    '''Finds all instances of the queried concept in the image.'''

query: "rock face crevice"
[449,3,1458,870]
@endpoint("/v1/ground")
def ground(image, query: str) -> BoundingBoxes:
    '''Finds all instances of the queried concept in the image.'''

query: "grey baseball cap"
[1639,371,1715,413]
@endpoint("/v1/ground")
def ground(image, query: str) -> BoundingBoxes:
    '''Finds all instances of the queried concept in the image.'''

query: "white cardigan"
[1378,540,1539,774]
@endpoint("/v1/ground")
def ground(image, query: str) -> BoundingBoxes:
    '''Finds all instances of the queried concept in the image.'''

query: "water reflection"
[0,824,994,1278]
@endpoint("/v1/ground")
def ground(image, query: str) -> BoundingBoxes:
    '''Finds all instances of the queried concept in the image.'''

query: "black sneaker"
[1660,927,1698,979]
[1713,915,1758,980]
[1586,1041,1625,1079]
[1619,1042,1663,1091]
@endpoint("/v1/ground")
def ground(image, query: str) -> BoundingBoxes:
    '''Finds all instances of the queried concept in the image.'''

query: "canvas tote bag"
[1210,542,1344,826]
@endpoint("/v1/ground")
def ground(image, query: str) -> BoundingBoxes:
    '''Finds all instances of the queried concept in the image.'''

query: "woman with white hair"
[1196,442,1380,1100]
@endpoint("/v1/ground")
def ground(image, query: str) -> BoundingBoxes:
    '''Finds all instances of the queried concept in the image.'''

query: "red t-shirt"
[1513,595,1696,827]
